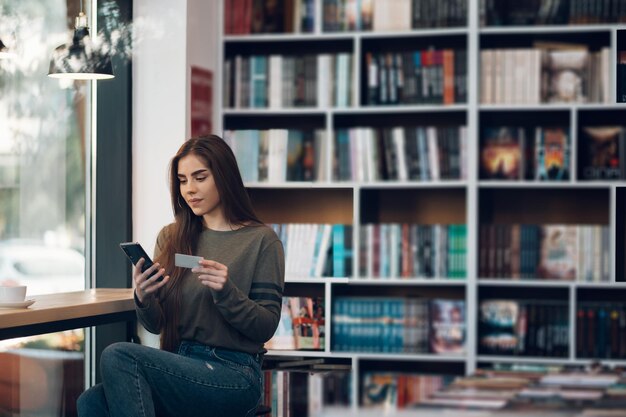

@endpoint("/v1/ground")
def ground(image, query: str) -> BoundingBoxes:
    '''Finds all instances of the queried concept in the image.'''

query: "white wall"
[186,0,222,136]
[132,0,186,252]
[133,0,221,253]
[132,0,220,346]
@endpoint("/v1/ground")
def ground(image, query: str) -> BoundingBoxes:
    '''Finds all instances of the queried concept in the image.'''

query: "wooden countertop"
[0,288,135,331]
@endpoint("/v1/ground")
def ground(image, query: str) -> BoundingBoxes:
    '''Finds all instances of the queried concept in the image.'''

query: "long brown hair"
[155,135,262,352]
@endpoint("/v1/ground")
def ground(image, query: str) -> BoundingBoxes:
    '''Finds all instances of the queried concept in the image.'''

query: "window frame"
[86,0,134,385]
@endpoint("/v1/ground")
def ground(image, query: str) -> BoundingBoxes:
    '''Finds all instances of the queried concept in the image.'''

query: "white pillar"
[132,0,219,346]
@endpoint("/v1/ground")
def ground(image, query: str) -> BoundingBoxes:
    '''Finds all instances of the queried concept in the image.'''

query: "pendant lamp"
[48,11,114,80]
[0,38,15,60]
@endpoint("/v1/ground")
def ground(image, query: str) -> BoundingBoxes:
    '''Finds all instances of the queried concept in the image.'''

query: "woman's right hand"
[134,258,169,304]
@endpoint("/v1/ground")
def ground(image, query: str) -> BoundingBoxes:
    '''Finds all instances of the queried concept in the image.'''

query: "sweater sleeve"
[134,227,168,334]
[211,239,285,343]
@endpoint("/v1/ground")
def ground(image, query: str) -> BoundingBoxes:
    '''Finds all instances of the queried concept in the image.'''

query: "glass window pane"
[1,1,90,416]
[0,0,87,296]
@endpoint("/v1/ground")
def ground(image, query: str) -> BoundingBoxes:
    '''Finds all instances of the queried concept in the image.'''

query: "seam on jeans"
[143,362,252,390]
[244,390,263,417]
[134,357,147,417]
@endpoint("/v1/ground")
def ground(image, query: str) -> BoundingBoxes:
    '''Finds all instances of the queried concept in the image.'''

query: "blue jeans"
[77,341,263,417]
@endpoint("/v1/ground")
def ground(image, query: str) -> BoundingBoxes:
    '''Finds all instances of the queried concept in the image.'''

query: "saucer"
[0,299,35,309]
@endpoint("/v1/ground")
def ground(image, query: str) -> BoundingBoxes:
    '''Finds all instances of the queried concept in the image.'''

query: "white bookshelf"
[348,278,466,286]
[218,0,626,411]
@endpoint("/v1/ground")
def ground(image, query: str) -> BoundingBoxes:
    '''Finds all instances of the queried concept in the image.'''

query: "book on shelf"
[359,223,467,279]
[480,127,525,180]
[535,127,570,181]
[475,365,562,380]
[542,47,589,103]
[436,376,606,411]
[479,224,609,281]
[481,0,626,26]
[424,367,626,416]
[332,297,465,354]
[418,396,508,409]
[224,0,315,34]
[479,125,572,182]
[224,53,354,109]
[361,372,453,410]
[577,302,626,360]
[537,225,577,280]
[619,51,626,103]
[361,373,398,409]
[479,299,569,357]
[364,48,467,106]
[290,296,326,350]
[429,299,466,354]
[269,223,353,278]
[540,373,619,388]
[518,387,603,401]
[451,375,533,390]
[334,126,467,182]
[323,0,374,32]
[225,129,327,183]
[480,46,610,105]
[372,0,411,31]
[480,48,542,104]
[266,296,326,351]
[267,298,297,350]
[430,387,518,401]
[578,126,626,180]
[261,371,311,417]
[478,299,519,356]
[266,371,352,416]
[323,0,466,32]
[321,372,352,408]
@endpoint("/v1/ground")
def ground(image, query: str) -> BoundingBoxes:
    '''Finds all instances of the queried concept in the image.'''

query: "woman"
[77,135,285,417]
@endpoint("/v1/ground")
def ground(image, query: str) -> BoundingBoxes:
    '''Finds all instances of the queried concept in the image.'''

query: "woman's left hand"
[192,260,228,291]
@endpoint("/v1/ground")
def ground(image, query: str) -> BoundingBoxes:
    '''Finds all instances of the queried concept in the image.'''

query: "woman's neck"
[202,214,247,231]
[202,215,230,231]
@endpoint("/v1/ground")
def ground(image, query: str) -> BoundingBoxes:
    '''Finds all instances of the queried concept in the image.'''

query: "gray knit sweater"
[135,224,285,354]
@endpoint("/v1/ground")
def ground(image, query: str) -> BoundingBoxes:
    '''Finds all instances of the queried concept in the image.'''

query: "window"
[0,1,92,415]
[0,0,88,295]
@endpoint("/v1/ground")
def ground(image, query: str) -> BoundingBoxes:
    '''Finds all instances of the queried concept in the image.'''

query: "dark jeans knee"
[100,342,136,379]
[77,383,108,417]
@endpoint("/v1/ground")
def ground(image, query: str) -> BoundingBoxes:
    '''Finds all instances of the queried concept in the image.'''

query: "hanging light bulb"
[48,11,114,80]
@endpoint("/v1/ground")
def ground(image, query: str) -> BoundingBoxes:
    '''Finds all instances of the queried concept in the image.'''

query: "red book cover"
[224,0,233,34]
[373,224,380,278]
[243,0,253,34]
[190,67,213,138]
[397,375,407,408]
[443,49,455,105]
[576,307,586,356]
[587,308,596,357]
[401,223,411,278]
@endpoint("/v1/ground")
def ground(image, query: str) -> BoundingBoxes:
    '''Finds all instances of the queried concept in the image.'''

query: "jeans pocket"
[213,349,258,388]
[212,349,251,368]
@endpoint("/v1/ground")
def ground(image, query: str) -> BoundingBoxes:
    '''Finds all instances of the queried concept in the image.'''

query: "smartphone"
[119,242,162,282]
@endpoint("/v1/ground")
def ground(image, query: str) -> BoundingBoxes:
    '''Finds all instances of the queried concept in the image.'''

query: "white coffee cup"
[0,285,27,303]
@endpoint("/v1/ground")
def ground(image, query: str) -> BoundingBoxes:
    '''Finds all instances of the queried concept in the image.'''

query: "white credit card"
[175,253,203,269]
